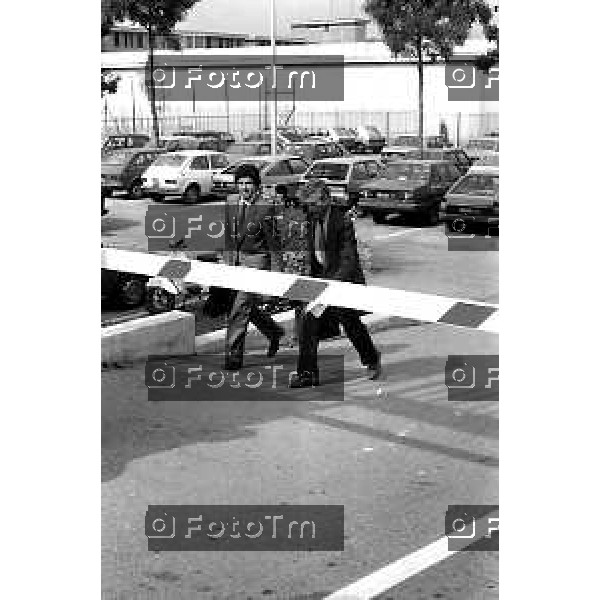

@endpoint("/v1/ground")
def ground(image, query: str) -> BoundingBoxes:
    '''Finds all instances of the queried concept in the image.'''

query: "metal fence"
[101,110,498,146]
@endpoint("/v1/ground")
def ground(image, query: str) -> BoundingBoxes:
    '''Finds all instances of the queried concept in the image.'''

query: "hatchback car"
[211,155,309,200]
[282,141,346,163]
[101,147,166,199]
[141,150,229,203]
[301,157,382,208]
[353,125,386,154]
[403,147,473,175]
[359,159,461,225]
[439,165,499,228]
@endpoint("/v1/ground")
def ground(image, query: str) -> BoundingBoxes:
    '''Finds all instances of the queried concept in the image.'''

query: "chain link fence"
[101,110,498,146]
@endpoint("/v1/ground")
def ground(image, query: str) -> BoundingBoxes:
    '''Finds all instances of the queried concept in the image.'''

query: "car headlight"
[440,201,447,211]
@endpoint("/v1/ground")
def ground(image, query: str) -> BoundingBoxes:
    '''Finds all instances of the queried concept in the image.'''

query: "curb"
[194,311,421,354]
[102,311,195,367]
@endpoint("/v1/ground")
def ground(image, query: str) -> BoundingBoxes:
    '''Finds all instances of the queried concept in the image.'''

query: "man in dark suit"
[222,164,284,369]
[289,179,382,387]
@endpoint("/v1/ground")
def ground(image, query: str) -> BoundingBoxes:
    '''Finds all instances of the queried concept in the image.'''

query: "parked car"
[439,165,499,229]
[154,135,207,151]
[464,136,500,163]
[301,156,383,209]
[359,159,461,225]
[101,147,166,199]
[352,125,386,154]
[101,267,149,308]
[282,140,346,163]
[381,134,451,162]
[227,141,275,159]
[102,133,151,154]
[243,129,304,146]
[403,147,473,174]
[211,155,309,200]
[311,127,360,153]
[174,130,236,152]
[141,150,229,203]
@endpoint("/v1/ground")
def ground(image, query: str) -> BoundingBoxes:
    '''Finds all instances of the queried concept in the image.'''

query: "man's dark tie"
[237,200,246,236]
[314,218,326,267]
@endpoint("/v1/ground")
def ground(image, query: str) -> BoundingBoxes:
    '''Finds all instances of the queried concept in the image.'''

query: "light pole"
[270,0,277,155]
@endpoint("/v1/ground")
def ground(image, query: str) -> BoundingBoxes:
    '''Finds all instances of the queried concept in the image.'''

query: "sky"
[180,0,366,36]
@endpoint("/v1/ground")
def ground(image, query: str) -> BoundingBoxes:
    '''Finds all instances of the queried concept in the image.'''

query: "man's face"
[237,177,257,200]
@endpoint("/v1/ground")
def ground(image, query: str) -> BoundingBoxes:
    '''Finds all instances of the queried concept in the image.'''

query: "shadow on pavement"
[102,348,498,483]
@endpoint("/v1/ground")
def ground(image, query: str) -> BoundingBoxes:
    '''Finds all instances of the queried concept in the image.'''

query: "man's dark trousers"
[295,305,378,374]
[225,254,283,365]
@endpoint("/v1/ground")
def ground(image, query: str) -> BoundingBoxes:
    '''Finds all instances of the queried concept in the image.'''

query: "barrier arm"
[101,248,499,334]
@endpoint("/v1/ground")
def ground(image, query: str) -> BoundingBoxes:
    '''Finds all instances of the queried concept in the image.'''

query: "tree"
[101,70,121,97]
[101,1,198,144]
[364,0,495,155]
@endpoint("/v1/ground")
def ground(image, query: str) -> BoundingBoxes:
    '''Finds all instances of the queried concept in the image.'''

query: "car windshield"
[451,174,499,195]
[305,162,350,181]
[222,160,268,175]
[467,139,499,151]
[152,154,187,167]
[385,163,431,180]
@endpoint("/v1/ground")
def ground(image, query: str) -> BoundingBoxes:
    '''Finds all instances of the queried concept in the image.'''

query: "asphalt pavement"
[102,194,499,599]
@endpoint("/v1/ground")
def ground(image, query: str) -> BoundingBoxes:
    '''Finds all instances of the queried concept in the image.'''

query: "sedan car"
[403,147,473,175]
[311,127,361,153]
[359,159,462,225]
[353,125,386,154]
[439,165,499,228]
[301,156,382,209]
[211,155,309,200]
[227,141,275,159]
[102,133,151,155]
[141,150,229,203]
[101,147,166,199]
[381,134,452,162]
[173,130,236,152]
[464,136,500,163]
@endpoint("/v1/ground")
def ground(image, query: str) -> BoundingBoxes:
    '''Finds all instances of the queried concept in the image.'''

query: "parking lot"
[102,185,498,598]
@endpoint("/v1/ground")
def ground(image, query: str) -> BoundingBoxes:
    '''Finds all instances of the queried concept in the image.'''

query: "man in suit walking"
[289,179,382,387]
[222,164,285,369]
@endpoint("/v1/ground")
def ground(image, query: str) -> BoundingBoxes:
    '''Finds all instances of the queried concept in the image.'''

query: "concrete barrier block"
[102,311,195,365]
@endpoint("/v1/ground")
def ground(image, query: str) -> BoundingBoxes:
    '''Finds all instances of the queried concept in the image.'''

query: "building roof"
[291,17,370,29]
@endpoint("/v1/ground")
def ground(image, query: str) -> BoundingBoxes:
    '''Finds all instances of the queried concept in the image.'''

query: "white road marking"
[323,536,456,599]
[324,512,498,600]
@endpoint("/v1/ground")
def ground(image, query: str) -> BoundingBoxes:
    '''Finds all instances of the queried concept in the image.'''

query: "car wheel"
[146,288,176,314]
[372,212,387,225]
[128,179,144,200]
[183,185,200,204]
[118,277,146,307]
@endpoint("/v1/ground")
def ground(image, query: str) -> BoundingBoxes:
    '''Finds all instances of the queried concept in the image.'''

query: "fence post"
[456,112,461,147]
[385,111,390,142]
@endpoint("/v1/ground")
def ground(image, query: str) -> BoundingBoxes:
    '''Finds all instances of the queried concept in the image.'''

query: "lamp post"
[270,0,277,155]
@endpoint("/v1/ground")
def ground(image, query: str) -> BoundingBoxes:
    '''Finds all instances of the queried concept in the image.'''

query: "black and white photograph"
[98,1,500,597]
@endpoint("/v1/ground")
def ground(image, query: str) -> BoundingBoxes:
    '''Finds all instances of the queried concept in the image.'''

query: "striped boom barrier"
[101,248,499,334]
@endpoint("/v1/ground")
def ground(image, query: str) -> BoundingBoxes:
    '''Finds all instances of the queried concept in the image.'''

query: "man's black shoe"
[223,361,242,371]
[267,330,284,358]
[289,370,320,388]
[366,350,382,381]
